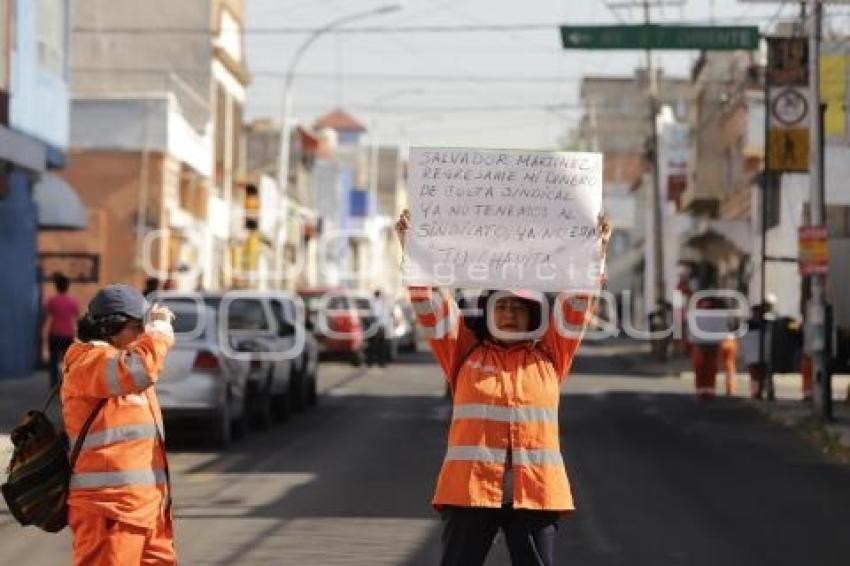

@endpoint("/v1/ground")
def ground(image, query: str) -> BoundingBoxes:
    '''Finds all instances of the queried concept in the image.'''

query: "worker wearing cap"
[62,284,176,565]
[396,210,610,566]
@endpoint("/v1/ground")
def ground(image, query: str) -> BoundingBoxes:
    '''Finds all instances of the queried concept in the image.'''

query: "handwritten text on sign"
[404,148,604,291]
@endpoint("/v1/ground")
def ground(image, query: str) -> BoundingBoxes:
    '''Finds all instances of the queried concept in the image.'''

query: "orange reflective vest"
[410,288,592,512]
[61,322,174,528]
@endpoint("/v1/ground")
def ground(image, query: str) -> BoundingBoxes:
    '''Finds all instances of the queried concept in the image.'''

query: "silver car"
[270,295,319,411]
[159,292,306,428]
[156,304,251,448]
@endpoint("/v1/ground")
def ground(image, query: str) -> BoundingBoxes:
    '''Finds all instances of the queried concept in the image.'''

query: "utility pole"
[807,0,832,419]
[643,0,668,346]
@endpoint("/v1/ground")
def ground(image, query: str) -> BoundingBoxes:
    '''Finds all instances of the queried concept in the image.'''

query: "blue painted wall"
[0,172,39,377]
[0,0,70,377]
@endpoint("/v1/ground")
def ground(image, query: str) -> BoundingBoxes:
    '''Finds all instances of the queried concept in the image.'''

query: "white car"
[155,305,251,447]
[269,295,319,411]
[159,291,310,428]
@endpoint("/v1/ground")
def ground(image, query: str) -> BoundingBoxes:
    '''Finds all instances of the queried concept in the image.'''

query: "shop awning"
[33,175,88,230]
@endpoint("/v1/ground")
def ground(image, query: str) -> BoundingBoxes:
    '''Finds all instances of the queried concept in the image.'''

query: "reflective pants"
[69,508,176,566]
[691,345,718,399]
[440,505,559,566]
[718,338,738,395]
[801,354,813,400]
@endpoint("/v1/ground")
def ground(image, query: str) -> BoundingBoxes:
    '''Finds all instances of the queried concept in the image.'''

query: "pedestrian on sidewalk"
[42,272,80,388]
[62,284,177,566]
[367,289,389,367]
[396,210,611,566]
[742,296,777,400]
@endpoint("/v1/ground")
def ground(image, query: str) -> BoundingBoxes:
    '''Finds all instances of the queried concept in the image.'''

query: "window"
[826,205,850,238]
[214,83,227,192]
[172,311,208,340]
[37,0,65,77]
[0,0,9,92]
[224,299,269,331]
[232,100,243,175]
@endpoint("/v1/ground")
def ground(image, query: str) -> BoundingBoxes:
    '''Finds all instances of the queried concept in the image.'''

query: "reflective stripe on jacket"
[61,322,174,528]
[410,287,592,511]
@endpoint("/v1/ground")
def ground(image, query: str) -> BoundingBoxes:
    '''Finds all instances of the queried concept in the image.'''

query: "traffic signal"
[244,183,259,231]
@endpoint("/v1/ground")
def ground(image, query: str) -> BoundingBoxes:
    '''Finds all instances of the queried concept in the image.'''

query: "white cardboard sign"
[404,147,604,292]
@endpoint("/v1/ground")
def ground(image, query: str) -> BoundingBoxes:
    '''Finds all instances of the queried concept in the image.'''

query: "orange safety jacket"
[410,287,593,512]
[61,321,174,528]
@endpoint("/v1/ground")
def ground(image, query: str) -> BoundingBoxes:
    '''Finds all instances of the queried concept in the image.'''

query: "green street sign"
[560,24,760,51]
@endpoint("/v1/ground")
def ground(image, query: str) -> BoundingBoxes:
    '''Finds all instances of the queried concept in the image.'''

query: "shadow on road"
[164,373,850,565]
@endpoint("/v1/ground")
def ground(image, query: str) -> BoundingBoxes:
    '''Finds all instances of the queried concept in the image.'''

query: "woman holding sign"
[396,210,610,566]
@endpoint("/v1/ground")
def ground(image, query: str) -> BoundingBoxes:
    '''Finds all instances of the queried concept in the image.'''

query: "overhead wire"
[73,16,826,37]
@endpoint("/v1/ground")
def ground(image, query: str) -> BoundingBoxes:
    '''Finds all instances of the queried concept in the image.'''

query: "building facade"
[0,0,77,378]
[576,69,690,321]
[47,0,250,303]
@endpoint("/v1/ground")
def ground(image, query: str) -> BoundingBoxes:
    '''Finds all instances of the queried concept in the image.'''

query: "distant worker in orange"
[688,297,721,400]
[396,210,610,566]
[718,314,740,396]
[62,284,176,565]
[800,352,813,402]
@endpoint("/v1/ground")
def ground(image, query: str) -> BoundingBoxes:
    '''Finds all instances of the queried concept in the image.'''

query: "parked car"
[299,288,367,366]
[155,304,252,447]
[269,294,319,410]
[159,292,302,428]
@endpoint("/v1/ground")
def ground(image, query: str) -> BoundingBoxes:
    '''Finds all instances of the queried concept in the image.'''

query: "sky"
[243,0,850,150]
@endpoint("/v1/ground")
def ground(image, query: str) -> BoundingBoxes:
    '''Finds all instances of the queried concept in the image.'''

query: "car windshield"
[171,310,207,340]
[162,297,269,331]
[217,299,269,331]
[325,296,350,311]
[300,294,326,311]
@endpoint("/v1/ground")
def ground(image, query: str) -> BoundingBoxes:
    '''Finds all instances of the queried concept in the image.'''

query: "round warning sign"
[771,87,809,127]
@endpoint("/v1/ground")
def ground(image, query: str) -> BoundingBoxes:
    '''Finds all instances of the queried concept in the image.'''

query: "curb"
[747,399,850,463]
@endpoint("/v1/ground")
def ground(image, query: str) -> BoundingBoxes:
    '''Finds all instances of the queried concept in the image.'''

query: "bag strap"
[41,381,62,413]
[143,388,172,512]
[68,399,107,469]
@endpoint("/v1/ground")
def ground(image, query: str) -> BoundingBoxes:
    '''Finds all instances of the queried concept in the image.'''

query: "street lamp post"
[273,3,402,286]
[276,4,403,194]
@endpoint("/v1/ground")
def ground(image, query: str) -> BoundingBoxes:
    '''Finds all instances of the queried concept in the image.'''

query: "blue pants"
[440,505,559,566]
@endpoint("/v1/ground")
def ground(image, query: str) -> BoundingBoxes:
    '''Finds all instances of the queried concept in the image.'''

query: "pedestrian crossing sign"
[767,128,810,172]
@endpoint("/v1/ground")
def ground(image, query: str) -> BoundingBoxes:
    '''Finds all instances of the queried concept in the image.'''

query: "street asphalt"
[2,340,850,565]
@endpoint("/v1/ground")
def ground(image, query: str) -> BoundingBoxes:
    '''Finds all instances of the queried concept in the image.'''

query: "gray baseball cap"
[88,284,149,320]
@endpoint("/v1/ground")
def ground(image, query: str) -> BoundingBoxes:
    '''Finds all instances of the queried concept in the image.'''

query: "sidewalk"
[676,368,850,462]
[608,337,850,461]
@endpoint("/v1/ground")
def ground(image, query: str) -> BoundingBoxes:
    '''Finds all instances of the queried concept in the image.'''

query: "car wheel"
[231,390,248,440]
[308,371,318,406]
[290,372,306,413]
[209,400,231,449]
[250,378,273,431]
[272,385,291,422]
